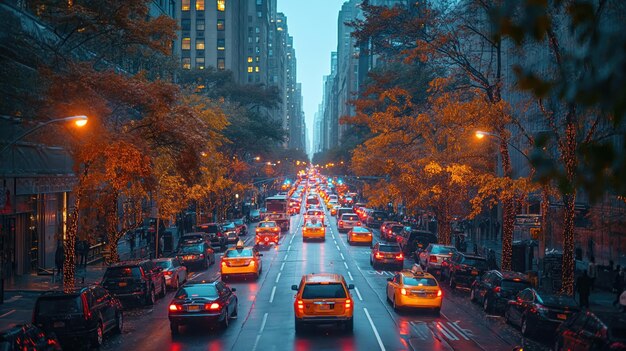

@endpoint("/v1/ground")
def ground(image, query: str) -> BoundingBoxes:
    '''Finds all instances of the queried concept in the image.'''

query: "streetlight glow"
[74,118,88,127]
[475,131,486,139]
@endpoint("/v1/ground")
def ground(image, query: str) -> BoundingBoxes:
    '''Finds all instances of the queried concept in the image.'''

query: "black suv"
[397,228,437,256]
[470,270,532,314]
[0,323,61,351]
[33,285,123,348]
[101,260,167,306]
[554,311,626,351]
[366,210,388,228]
[196,223,227,251]
[441,253,488,289]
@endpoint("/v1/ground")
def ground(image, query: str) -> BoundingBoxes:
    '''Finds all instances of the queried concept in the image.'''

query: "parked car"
[101,260,167,306]
[381,223,404,242]
[196,223,227,251]
[249,209,261,222]
[33,285,123,348]
[470,270,533,314]
[554,311,626,351]
[154,257,188,290]
[0,323,61,351]
[222,222,239,244]
[417,244,458,274]
[366,210,388,228]
[233,218,248,236]
[441,253,488,289]
[168,280,238,335]
[380,221,400,236]
[505,288,579,336]
[396,228,437,256]
[176,241,215,270]
[370,242,404,270]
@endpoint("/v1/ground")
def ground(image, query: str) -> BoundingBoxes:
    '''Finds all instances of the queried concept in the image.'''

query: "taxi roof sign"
[410,264,424,275]
[235,239,245,249]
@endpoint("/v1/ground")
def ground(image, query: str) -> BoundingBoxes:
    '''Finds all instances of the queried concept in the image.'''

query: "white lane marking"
[287,245,291,251]
[448,321,471,340]
[343,262,349,269]
[269,286,277,303]
[275,272,282,283]
[336,245,340,251]
[251,312,269,351]
[0,310,16,318]
[4,295,21,303]
[364,308,386,351]
[340,253,345,260]
[348,271,354,281]
[334,240,337,245]
[436,321,458,341]
[280,262,285,271]
[354,287,363,301]
[284,253,289,260]
[447,322,469,340]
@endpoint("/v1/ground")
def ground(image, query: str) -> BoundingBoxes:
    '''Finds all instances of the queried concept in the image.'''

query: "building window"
[255,27,260,33]
[181,19,190,31]
[196,0,204,10]
[197,19,205,31]
[182,0,190,11]
[217,19,225,31]
[217,58,225,70]
[196,39,205,50]
[196,57,205,69]
[257,11,262,18]
[247,66,253,73]
[217,0,225,11]
[256,56,260,62]
[217,38,225,50]
[248,37,252,43]
[182,57,191,69]
[255,46,260,54]
[256,0,262,5]
[182,37,191,50]
[247,56,253,63]
[255,66,260,72]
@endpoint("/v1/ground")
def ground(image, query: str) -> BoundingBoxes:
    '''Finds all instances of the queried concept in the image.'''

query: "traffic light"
[530,228,541,240]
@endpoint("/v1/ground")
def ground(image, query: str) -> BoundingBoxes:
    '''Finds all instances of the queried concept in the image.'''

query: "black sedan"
[505,288,579,336]
[168,280,238,334]
[441,253,488,289]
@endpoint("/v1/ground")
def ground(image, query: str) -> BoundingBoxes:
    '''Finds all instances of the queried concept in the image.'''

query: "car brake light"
[169,304,181,311]
[375,252,383,259]
[297,300,304,310]
[345,299,351,308]
[199,254,205,259]
[429,256,438,263]
[437,289,442,297]
[339,221,343,225]
[357,222,362,226]
[396,253,403,260]
[494,286,501,293]
[221,261,227,267]
[163,271,172,276]
[206,302,221,310]
[81,293,91,320]
[401,288,407,296]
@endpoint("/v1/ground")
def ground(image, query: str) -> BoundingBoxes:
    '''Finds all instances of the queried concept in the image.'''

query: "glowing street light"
[0,115,88,156]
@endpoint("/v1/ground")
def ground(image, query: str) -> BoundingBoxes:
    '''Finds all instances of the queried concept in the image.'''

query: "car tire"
[231,303,238,318]
[170,323,179,335]
[91,322,103,348]
[114,312,123,334]
[295,318,304,334]
[470,288,477,302]
[392,295,399,311]
[449,276,456,289]
[344,318,353,333]
[145,287,155,306]
[521,317,533,337]
[173,276,179,290]
[483,296,492,313]
[159,280,166,298]
[203,258,209,270]
[221,309,230,329]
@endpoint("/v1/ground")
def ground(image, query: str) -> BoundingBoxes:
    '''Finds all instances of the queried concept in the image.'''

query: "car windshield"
[105,267,141,279]
[463,257,488,269]
[431,246,456,255]
[391,226,404,233]
[36,296,82,315]
[502,280,532,291]
[379,245,401,253]
[225,249,253,257]
[302,283,346,299]
[180,244,203,254]
[403,277,438,286]
[156,261,172,269]
[342,214,358,221]
[175,285,218,299]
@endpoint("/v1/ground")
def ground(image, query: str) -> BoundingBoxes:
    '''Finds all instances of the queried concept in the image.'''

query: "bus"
[265,195,290,231]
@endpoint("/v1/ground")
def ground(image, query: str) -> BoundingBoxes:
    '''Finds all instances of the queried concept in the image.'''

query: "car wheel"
[483,296,492,313]
[170,323,179,335]
[173,276,179,290]
[231,303,238,318]
[203,258,209,270]
[344,318,353,333]
[159,280,166,298]
[449,276,456,289]
[221,309,230,329]
[114,312,123,334]
[392,294,399,311]
[146,287,155,306]
[470,288,477,302]
[521,317,533,337]
[504,306,512,324]
[91,322,103,348]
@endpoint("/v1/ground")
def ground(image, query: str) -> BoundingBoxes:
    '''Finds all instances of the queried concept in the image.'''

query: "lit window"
[196,39,204,50]
[197,19,205,31]
[255,66,259,72]
[182,0,190,11]
[217,58,225,70]
[182,58,191,69]
[196,57,205,69]
[217,39,225,50]
[247,56,253,63]
[217,0,225,11]
[182,37,191,50]
[217,19,225,31]
[247,66,253,73]
[196,0,204,10]
[256,56,260,62]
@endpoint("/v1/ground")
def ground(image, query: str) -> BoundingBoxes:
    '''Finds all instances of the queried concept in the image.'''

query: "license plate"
[53,321,65,328]
[188,305,200,312]
[118,282,127,287]
[557,313,567,320]
[317,304,331,310]
[385,254,394,258]
[471,270,479,276]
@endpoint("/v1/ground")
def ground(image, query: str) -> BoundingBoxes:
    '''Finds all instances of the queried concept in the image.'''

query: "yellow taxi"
[302,219,325,241]
[386,265,442,314]
[220,241,263,280]
[291,273,354,333]
[347,226,373,246]
[330,204,339,216]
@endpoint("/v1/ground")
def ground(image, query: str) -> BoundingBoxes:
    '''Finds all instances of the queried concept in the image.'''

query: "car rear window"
[36,296,82,315]
[502,280,531,291]
[198,225,219,233]
[302,283,346,299]
[105,267,141,279]
[306,198,319,204]
[463,257,488,269]
[403,277,438,286]
[372,211,387,218]
[379,245,401,253]
[156,261,172,269]
[176,285,218,299]
[259,222,277,228]
[431,246,456,255]
[225,249,253,257]
[391,225,404,233]
[180,244,203,254]
[342,214,358,221]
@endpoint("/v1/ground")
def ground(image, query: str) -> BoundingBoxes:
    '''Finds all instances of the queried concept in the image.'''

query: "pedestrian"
[576,270,592,309]
[54,241,64,277]
[158,235,164,257]
[613,267,625,307]
[588,257,598,291]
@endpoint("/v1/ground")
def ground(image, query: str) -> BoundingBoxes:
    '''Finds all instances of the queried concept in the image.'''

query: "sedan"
[441,253,488,289]
[347,226,373,246]
[176,242,215,270]
[371,242,404,270]
[222,222,239,243]
[418,244,457,274]
[505,288,579,336]
[168,281,238,334]
[155,257,188,290]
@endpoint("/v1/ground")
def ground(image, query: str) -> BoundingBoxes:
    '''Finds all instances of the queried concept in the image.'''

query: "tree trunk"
[561,193,576,296]
[107,239,120,264]
[63,187,82,293]
[499,135,515,271]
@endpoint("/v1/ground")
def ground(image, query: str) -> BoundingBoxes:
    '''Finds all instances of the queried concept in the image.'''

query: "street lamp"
[0,115,88,156]
[475,130,530,163]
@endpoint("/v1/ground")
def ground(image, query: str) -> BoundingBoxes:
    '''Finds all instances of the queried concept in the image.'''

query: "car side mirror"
[291,285,298,291]
[231,288,237,292]
[348,284,354,290]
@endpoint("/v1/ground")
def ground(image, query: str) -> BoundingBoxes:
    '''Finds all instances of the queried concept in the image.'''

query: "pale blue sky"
[278,0,346,156]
